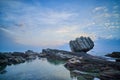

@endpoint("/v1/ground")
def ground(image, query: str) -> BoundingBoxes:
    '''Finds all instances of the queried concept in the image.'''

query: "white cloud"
[1,1,120,47]
[93,6,108,13]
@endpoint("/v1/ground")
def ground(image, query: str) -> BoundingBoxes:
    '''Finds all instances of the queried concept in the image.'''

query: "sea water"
[0,58,100,80]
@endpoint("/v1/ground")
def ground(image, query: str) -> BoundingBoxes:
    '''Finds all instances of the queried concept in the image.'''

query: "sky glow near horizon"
[0,0,120,52]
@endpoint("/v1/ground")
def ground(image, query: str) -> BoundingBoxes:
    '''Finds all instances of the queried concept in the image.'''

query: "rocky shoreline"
[0,50,40,65]
[0,36,120,80]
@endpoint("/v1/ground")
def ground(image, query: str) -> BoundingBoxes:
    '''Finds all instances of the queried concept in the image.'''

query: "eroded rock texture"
[69,36,94,52]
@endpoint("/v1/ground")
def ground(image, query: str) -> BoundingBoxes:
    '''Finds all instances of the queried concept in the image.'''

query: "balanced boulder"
[69,36,94,52]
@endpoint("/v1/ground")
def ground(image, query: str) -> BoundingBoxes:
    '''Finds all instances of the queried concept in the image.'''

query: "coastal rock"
[9,56,25,64]
[116,58,120,62]
[69,36,94,52]
[41,48,104,61]
[105,52,120,62]
[105,52,120,58]
[100,70,120,80]
[65,57,120,79]
[65,57,120,72]
[12,52,27,58]
[25,50,35,54]
[0,53,9,65]
[42,48,75,60]
[0,65,7,74]
[0,50,39,65]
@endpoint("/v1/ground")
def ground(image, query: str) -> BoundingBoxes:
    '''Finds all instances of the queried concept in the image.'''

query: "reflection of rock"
[47,58,66,65]
[0,65,7,74]
[70,70,96,80]
[69,36,94,52]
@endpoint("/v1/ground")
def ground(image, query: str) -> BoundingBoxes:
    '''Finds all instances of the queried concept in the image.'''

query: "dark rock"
[0,65,7,74]
[25,50,35,54]
[70,70,96,80]
[65,56,120,79]
[71,70,101,80]
[69,36,94,52]
[12,52,27,58]
[38,53,47,57]
[0,59,8,65]
[0,50,39,65]
[116,58,120,62]
[42,48,75,60]
[0,54,8,65]
[25,55,36,60]
[105,52,120,58]
[41,48,100,60]
[100,70,120,80]
[25,50,38,60]
[65,57,120,73]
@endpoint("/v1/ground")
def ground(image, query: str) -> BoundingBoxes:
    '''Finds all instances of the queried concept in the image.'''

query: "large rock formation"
[69,36,94,52]
[41,48,100,60]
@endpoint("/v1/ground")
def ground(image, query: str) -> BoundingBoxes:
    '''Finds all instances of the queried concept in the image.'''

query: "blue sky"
[0,0,120,54]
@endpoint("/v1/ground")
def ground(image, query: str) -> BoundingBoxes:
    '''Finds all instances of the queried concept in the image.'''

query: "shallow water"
[0,58,100,80]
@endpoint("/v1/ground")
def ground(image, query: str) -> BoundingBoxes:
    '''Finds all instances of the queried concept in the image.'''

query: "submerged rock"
[69,36,94,52]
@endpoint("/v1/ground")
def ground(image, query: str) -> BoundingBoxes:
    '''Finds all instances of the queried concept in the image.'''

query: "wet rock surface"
[64,57,120,80]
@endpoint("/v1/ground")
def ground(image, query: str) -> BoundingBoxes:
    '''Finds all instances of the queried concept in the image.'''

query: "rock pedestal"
[69,36,94,52]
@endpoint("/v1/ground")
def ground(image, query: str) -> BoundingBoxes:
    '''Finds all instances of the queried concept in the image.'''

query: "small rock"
[105,52,120,58]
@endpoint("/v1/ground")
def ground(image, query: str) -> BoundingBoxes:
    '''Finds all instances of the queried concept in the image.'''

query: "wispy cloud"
[0,0,120,47]
[93,6,108,13]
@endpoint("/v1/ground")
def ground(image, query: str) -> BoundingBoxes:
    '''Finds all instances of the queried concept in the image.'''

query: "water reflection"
[0,65,7,74]
[70,70,100,80]
[0,58,71,80]
[47,58,66,65]
[0,58,101,80]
